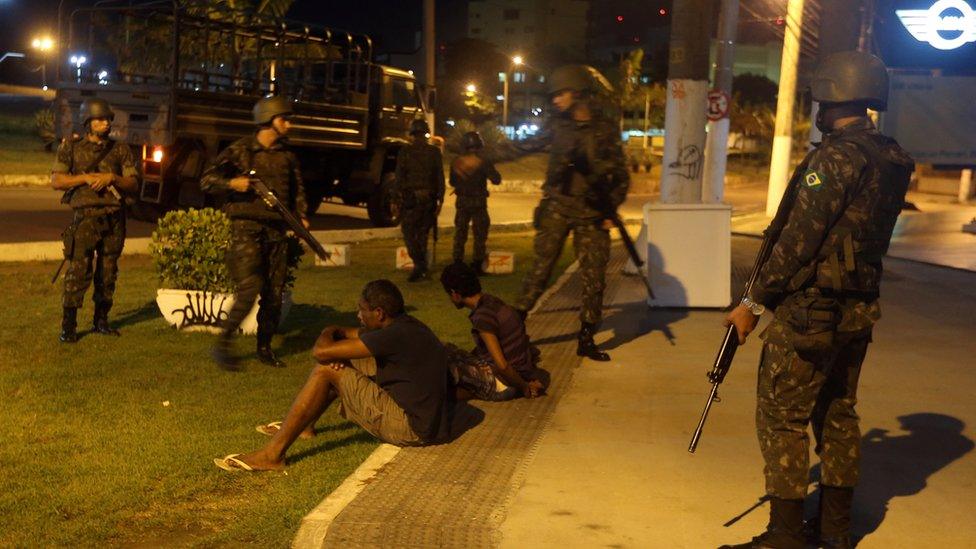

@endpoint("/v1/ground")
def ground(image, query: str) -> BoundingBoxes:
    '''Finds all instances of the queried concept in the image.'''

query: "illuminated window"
[514,71,525,83]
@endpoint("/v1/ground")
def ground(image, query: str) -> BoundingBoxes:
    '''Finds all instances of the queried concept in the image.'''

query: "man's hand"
[523,379,544,399]
[87,173,115,191]
[301,217,310,230]
[325,361,346,372]
[229,176,252,192]
[601,218,615,230]
[725,303,760,344]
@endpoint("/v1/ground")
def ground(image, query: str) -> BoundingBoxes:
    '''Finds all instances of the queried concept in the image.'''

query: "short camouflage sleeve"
[751,141,867,306]
[115,142,139,178]
[53,139,73,174]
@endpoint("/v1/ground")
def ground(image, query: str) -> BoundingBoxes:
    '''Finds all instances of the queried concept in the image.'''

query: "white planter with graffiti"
[155,289,292,334]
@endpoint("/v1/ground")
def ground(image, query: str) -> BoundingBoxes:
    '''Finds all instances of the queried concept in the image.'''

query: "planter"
[156,289,293,335]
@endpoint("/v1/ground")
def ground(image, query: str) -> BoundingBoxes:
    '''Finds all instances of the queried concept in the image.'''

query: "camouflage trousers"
[62,208,126,308]
[452,202,490,264]
[400,197,435,272]
[516,206,610,324]
[757,314,870,499]
[223,219,288,340]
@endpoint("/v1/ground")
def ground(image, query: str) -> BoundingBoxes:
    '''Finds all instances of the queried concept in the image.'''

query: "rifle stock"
[248,172,331,263]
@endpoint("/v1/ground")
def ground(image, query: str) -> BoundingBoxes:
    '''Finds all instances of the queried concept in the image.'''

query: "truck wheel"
[305,186,326,217]
[367,173,400,227]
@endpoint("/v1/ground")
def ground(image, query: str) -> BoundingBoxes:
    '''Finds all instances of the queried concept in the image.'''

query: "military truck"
[54,1,433,226]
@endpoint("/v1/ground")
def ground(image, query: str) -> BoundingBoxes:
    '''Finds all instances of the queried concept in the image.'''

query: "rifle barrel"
[688,383,719,453]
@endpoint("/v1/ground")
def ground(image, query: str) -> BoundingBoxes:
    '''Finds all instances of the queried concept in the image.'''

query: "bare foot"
[233,449,285,471]
[257,421,315,440]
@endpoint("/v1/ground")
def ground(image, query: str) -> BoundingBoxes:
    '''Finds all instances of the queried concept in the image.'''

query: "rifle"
[249,171,331,263]
[430,199,440,266]
[590,178,655,300]
[687,158,808,453]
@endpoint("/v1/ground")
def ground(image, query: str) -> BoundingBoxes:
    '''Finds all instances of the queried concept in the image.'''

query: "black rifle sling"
[62,139,117,204]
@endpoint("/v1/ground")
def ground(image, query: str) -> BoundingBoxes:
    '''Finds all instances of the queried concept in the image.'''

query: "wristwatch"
[741,296,766,316]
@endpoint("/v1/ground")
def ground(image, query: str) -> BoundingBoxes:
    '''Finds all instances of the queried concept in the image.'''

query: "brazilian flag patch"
[803,169,824,190]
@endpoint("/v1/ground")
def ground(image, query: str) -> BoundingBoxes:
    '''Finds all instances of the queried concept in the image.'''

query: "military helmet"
[409,118,431,136]
[253,95,293,125]
[810,51,889,111]
[79,98,114,125]
[547,64,614,96]
[461,131,484,150]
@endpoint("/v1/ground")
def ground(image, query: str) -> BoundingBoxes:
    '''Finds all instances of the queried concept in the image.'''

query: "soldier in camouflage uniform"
[395,119,445,282]
[51,98,140,343]
[200,96,309,371]
[722,52,914,549]
[514,65,629,362]
[450,131,501,272]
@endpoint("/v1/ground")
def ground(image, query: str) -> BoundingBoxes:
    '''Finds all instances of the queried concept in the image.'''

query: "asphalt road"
[0,183,769,243]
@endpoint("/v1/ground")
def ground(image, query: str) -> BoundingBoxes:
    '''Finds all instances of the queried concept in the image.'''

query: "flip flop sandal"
[213,453,255,472]
[255,421,282,437]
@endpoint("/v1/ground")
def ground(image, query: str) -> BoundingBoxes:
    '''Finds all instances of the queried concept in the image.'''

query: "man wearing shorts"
[215,279,452,472]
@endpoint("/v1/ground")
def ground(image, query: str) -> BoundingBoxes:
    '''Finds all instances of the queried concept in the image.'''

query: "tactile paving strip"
[322,252,630,548]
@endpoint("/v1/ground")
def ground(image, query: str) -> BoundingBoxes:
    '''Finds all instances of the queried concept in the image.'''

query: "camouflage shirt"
[395,141,445,201]
[751,118,915,328]
[449,153,501,200]
[53,136,139,210]
[527,113,630,219]
[200,134,307,221]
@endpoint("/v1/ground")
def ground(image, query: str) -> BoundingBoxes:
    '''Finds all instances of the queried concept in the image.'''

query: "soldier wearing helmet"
[514,64,629,362]
[722,51,914,549]
[449,130,501,272]
[201,95,310,371]
[51,98,140,343]
[395,118,445,282]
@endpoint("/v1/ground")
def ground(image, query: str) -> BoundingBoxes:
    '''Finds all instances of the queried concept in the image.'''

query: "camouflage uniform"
[395,141,445,274]
[749,118,914,500]
[515,114,630,325]
[449,153,501,265]
[54,137,138,311]
[200,135,307,342]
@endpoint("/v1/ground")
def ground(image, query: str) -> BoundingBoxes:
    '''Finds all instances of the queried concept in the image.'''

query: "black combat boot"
[407,267,429,282]
[470,259,486,276]
[818,486,854,549]
[60,307,79,343]
[92,302,121,336]
[256,333,286,368]
[211,335,241,372]
[576,322,610,361]
[719,497,806,549]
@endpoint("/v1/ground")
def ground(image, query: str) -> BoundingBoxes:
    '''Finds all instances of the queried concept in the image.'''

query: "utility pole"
[424,0,436,131]
[765,0,805,217]
[808,0,864,146]
[642,88,650,149]
[659,0,713,204]
[644,0,730,308]
[702,0,738,204]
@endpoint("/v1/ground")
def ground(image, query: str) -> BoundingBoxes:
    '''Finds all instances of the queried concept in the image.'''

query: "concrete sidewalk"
[301,239,976,548]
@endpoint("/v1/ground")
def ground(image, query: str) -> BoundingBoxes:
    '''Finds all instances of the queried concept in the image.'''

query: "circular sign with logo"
[706,90,730,121]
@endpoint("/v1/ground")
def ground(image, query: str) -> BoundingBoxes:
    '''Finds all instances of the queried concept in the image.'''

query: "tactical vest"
[789,131,914,300]
[64,138,124,210]
[398,143,440,194]
[221,138,298,221]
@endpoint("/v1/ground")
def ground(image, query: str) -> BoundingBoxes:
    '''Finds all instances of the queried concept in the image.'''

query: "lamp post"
[502,54,523,129]
[70,54,87,83]
[31,36,55,89]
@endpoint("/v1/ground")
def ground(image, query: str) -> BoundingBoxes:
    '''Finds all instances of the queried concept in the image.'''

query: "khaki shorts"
[337,358,423,447]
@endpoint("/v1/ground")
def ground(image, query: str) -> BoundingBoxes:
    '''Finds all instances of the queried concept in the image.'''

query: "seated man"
[440,262,545,401]
[214,279,452,472]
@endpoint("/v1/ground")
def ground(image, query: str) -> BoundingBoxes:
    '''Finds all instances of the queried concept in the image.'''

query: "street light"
[31,36,55,88]
[465,82,477,94]
[503,54,524,129]
[70,54,87,82]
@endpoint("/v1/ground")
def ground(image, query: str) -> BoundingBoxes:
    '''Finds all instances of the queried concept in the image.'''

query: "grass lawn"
[0,230,571,547]
[0,112,55,176]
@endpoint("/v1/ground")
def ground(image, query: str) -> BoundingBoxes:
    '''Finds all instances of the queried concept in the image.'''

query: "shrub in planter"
[149,208,302,333]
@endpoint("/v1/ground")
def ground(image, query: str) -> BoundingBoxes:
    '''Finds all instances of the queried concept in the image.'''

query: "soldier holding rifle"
[51,98,139,343]
[720,52,914,549]
[395,119,445,282]
[201,95,310,371]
